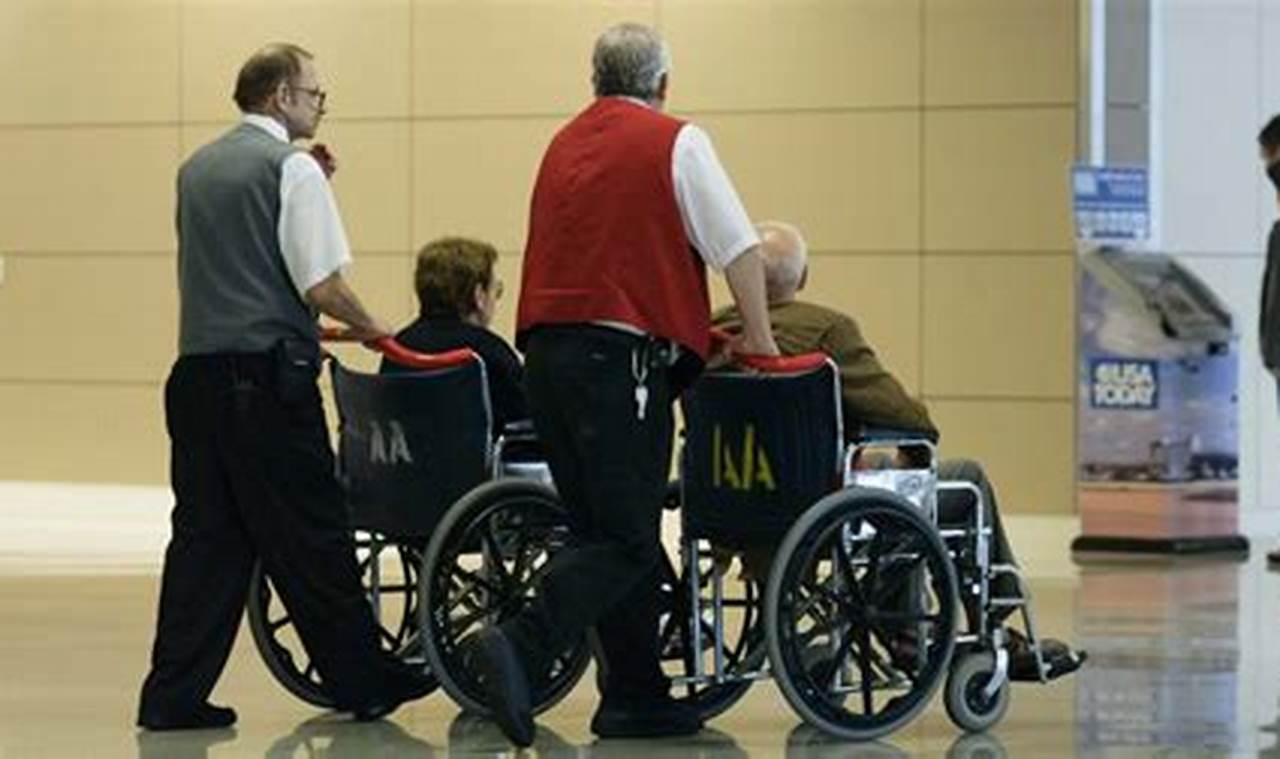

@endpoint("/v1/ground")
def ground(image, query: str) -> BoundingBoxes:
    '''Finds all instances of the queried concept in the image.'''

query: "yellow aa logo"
[711,424,777,491]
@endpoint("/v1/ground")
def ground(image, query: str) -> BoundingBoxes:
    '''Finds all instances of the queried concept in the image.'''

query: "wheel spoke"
[447,564,502,596]
[510,528,534,581]
[479,530,511,583]
[814,630,858,695]
[857,629,875,715]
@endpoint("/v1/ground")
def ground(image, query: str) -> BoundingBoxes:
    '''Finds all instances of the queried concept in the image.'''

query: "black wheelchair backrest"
[330,358,493,537]
[680,359,843,547]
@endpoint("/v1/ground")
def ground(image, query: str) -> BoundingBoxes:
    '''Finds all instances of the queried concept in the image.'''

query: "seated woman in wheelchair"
[711,220,1083,682]
[380,236,528,434]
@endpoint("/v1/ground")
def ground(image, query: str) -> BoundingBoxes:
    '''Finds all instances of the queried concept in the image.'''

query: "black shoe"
[465,627,535,747]
[1268,547,1280,567]
[389,662,436,702]
[1005,628,1086,682]
[351,663,435,722]
[137,702,237,731]
[590,695,703,739]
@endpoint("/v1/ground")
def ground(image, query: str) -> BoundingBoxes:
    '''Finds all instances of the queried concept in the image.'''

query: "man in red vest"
[466,22,778,747]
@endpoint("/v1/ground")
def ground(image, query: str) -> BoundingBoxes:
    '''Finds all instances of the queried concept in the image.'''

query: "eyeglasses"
[291,85,327,109]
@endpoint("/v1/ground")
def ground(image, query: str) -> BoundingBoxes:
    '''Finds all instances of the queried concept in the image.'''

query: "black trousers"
[508,326,675,700]
[138,350,395,716]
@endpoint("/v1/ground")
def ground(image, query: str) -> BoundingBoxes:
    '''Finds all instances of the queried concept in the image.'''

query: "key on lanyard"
[631,348,650,421]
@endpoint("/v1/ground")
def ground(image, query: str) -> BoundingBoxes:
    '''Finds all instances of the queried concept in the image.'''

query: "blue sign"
[1072,165,1149,242]
[1090,358,1159,409]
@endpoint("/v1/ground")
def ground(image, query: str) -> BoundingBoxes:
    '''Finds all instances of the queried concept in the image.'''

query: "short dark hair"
[414,237,499,318]
[233,43,313,113]
[1259,114,1280,152]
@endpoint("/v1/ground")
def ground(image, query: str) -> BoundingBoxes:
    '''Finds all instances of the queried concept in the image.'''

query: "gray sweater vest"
[176,122,317,355]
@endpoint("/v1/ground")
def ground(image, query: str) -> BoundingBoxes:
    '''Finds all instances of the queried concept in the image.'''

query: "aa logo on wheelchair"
[367,420,414,466]
[711,423,776,491]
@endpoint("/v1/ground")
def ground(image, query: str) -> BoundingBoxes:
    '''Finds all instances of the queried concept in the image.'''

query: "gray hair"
[592,23,671,100]
[757,221,808,301]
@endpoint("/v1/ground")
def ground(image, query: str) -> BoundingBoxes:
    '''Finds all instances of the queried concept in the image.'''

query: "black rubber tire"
[247,538,436,707]
[765,486,958,741]
[247,561,333,707]
[419,479,591,717]
[944,651,1011,734]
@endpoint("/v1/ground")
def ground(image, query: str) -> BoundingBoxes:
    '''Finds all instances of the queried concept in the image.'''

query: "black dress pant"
[508,326,675,701]
[139,350,395,716]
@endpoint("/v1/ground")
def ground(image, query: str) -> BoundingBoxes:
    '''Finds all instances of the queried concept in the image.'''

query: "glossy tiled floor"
[5,545,1280,758]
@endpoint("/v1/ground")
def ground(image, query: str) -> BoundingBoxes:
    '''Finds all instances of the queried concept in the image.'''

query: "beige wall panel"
[0,383,166,484]
[490,254,524,345]
[0,256,175,384]
[322,122,413,254]
[413,0,655,117]
[182,0,411,122]
[664,0,921,112]
[803,254,921,393]
[413,119,561,252]
[698,112,920,252]
[0,0,179,125]
[927,398,1074,515]
[922,254,1073,398]
[924,0,1076,106]
[0,128,177,253]
[923,108,1075,252]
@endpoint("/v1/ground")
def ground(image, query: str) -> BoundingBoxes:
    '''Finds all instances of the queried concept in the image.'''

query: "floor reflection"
[263,715,436,757]
[15,555,1280,757]
[1074,558,1256,754]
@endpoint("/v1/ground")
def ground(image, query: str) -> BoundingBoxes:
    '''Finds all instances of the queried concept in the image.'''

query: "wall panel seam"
[922,250,1076,258]
[918,0,927,399]
[0,379,162,389]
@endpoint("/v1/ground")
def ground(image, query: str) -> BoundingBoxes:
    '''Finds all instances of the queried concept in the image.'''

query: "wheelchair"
[656,351,1055,740]
[246,335,590,714]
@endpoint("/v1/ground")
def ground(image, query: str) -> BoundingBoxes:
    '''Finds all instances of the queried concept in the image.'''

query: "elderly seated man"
[381,236,528,434]
[712,221,1083,681]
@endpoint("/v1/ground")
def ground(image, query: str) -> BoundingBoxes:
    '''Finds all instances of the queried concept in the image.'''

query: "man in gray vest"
[137,43,429,730]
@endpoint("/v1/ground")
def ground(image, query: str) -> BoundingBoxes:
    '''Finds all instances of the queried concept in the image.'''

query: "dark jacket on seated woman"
[378,236,528,435]
[381,313,528,432]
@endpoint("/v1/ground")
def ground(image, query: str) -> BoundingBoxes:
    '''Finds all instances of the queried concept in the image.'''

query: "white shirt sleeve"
[278,151,353,297]
[672,124,760,272]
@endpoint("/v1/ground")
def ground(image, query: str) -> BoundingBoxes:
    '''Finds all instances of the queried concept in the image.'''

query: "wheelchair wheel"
[658,546,765,720]
[944,651,1010,733]
[247,536,433,707]
[420,479,591,716]
[765,486,958,741]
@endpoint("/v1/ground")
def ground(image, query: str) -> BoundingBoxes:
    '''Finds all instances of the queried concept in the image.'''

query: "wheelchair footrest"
[1009,641,1087,683]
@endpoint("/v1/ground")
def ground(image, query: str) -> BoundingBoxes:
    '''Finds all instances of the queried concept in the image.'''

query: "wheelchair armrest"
[501,419,537,437]
[852,426,934,444]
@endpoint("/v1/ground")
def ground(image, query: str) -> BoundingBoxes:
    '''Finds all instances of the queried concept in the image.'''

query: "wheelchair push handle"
[319,326,478,370]
[708,326,828,374]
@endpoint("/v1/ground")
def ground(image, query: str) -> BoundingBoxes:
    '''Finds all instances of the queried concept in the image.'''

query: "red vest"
[517,98,711,358]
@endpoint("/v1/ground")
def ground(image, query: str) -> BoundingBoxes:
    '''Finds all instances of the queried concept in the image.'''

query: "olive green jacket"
[711,300,939,442]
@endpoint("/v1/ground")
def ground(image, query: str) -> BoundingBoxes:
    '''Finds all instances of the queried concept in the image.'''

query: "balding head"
[756,221,808,303]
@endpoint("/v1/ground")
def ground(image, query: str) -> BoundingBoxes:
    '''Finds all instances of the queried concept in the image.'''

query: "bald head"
[756,221,808,303]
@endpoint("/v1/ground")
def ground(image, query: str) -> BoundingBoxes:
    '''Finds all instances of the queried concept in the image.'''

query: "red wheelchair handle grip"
[707,326,827,374]
[319,327,477,370]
